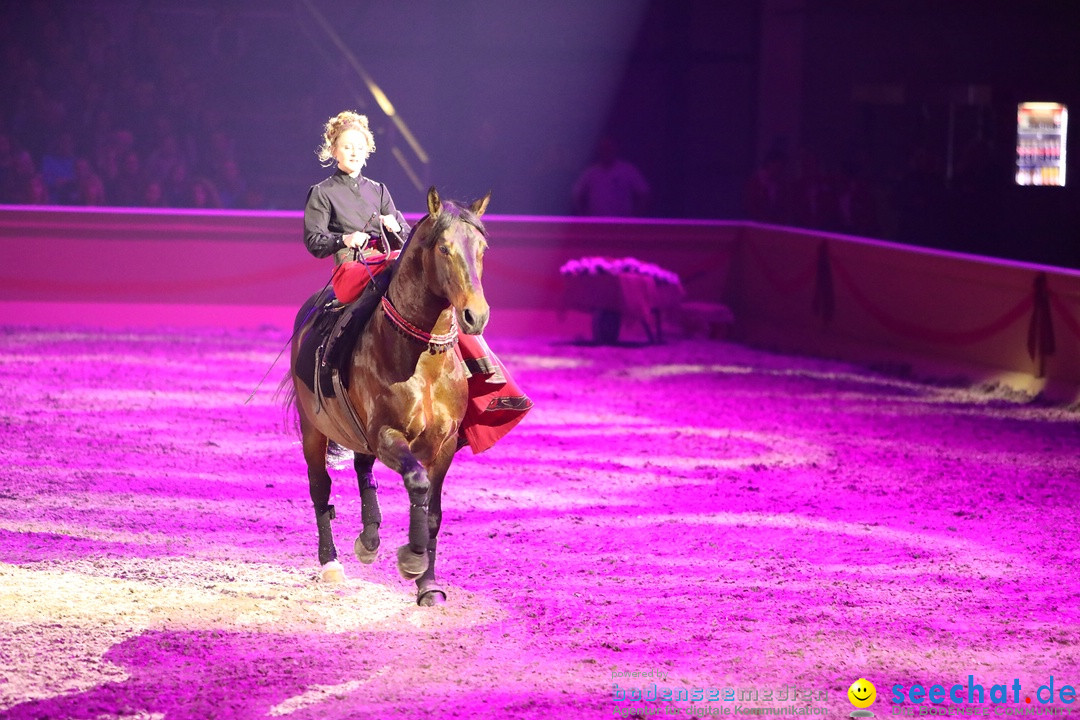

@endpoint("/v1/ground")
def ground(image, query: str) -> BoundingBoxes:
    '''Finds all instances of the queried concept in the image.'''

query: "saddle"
[296,265,396,399]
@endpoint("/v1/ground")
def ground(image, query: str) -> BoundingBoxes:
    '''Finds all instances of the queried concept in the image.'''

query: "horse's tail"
[274,369,350,463]
[275,371,301,439]
[275,287,331,437]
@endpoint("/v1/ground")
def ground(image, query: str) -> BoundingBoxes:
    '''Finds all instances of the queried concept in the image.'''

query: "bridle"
[378,213,461,354]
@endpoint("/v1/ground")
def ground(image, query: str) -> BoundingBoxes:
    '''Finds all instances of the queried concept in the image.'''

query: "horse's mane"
[416,198,488,247]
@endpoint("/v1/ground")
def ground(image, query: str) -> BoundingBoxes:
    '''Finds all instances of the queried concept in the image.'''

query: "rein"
[380,295,459,354]
[376,210,460,354]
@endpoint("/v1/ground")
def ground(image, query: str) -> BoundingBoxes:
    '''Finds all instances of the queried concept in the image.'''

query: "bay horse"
[286,186,490,606]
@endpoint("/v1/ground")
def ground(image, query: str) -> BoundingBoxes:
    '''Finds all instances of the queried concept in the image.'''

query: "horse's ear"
[470,191,491,218]
[427,186,441,216]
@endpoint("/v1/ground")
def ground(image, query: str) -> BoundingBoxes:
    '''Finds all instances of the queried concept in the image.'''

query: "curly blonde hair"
[316,111,376,166]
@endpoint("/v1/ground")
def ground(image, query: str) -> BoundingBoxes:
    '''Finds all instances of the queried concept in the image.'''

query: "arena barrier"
[2,205,1078,398]
[733,223,1080,399]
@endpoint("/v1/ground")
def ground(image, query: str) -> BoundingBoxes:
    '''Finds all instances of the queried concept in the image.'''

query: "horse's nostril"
[463,309,475,327]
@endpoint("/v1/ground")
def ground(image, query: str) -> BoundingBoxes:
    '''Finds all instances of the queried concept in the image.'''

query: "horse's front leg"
[416,444,455,606]
[375,429,431,581]
[353,453,381,564]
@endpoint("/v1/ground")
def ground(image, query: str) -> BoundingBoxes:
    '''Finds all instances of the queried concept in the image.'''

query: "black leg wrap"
[408,503,428,554]
[315,505,338,566]
[356,486,382,557]
[354,454,377,489]
[417,540,446,606]
[360,487,382,528]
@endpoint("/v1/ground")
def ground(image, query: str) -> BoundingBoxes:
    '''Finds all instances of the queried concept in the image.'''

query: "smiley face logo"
[848,678,877,709]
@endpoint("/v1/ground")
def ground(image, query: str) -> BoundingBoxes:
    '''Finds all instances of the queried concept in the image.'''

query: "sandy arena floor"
[1,324,1078,719]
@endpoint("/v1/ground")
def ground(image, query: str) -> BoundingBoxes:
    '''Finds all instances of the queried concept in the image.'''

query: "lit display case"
[1016,102,1067,186]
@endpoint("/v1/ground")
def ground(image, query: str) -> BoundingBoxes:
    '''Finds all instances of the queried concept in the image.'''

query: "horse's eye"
[438,245,451,256]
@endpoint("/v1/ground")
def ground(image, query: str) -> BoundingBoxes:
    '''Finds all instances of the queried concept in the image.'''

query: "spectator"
[109,150,145,208]
[241,183,267,210]
[72,157,107,205]
[142,180,165,208]
[146,131,187,186]
[90,120,123,192]
[743,147,791,224]
[7,150,49,205]
[203,128,238,178]
[40,131,78,203]
[162,162,193,208]
[214,158,247,209]
[189,177,222,209]
[572,136,651,217]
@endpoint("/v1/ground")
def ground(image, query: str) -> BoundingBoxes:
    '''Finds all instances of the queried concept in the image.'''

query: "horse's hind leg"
[301,417,344,582]
[353,453,381,564]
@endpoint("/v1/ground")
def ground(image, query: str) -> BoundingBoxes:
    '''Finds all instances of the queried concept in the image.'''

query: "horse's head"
[417,186,491,335]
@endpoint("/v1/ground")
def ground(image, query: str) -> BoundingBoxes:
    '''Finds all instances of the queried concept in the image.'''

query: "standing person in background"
[572,136,651,217]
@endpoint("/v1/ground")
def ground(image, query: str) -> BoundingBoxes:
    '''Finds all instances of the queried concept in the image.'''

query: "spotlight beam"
[299,0,429,168]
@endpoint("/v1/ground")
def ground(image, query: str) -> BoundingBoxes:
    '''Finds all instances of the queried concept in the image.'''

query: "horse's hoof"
[354,534,380,564]
[396,544,429,580]
[417,586,447,606]
[319,559,346,583]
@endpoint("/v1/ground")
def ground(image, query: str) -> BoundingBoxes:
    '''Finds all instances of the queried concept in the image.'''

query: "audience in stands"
[0,2,262,210]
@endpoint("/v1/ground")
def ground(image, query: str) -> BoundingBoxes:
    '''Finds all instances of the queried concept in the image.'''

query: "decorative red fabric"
[456,334,533,454]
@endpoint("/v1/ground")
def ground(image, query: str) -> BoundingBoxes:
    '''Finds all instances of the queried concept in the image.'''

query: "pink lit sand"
[1,324,1078,719]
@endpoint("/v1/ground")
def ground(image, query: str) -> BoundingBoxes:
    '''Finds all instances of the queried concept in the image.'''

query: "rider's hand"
[380,214,401,233]
[343,231,367,249]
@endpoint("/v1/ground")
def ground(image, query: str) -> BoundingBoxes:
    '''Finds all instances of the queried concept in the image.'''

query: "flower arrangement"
[558,256,682,286]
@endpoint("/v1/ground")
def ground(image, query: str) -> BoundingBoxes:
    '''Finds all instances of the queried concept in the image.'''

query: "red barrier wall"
[3,205,1079,396]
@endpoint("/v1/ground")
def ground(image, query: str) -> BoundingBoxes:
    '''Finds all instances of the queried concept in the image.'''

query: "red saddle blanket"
[331,250,399,304]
